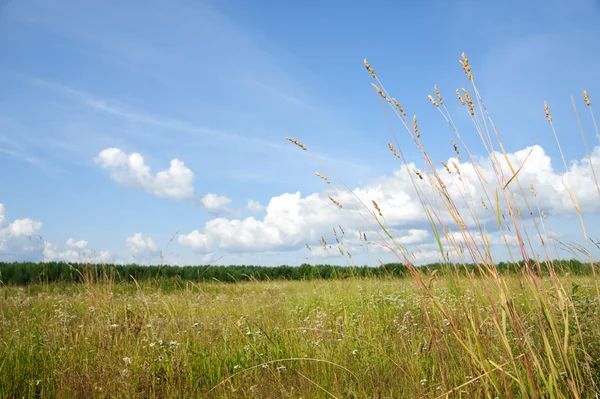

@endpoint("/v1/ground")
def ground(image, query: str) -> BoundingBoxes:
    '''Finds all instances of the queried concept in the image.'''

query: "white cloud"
[66,238,88,249]
[125,233,157,255]
[200,193,233,214]
[178,145,600,263]
[95,148,194,200]
[0,203,44,260]
[247,199,265,213]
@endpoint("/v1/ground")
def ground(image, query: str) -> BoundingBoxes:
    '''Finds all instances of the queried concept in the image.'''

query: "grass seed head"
[413,168,424,180]
[286,137,307,150]
[434,85,444,105]
[544,101,553,123]
[428,94,439,107]
[388,142,400,159]
[530,184,537,197]
[364,59,376,78]
[452,161,460,175]
[481,197,488,210]
[392,98,407,117]
[372,200,383,217]
[328,195,343,209]
[315,172,330,184]
[456,89,465,105]
[320,236,327,249]
[460,52,473,81]
[584,90,591,106]
[462,89,475,115]
[452,140,460,156]
[441,161,451,174]
[372,83,387,100]
[413,115,420,138]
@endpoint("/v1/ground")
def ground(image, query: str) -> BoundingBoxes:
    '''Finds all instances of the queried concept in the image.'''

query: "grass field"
[1,274,599,398]
[2,53,600,398]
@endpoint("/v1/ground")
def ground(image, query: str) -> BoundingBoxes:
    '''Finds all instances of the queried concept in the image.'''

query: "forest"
[0,259,593,285]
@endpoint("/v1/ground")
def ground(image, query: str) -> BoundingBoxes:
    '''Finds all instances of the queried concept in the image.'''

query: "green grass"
[1,275,598,398]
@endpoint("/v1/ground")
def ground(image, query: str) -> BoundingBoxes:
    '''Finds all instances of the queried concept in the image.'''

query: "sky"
[1,0,600,266]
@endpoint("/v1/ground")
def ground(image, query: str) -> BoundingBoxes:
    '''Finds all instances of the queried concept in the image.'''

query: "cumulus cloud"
[178,145,600,263]
[0,203,44,260]
[247,199,265,213]
[44,241,85,262]
[125,233,157,255]
[66,238,88,249]
[95,148,194,200]
[200,193,233,214]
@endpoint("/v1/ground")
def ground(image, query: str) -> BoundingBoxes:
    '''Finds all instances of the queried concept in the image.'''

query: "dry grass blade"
[502,146,534,189]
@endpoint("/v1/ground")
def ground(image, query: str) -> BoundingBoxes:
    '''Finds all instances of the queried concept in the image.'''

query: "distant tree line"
[0,259,594,286]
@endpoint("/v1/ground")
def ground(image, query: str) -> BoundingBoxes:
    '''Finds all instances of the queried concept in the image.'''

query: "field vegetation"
[2,53,600,398]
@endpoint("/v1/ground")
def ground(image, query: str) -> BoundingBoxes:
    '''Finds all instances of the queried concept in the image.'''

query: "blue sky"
[1,0,600,266]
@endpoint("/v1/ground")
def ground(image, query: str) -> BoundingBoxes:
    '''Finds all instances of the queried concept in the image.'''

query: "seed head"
[413,169,424,180]
[481,198,488,210]
[462,89,475,116]
[392,98,407,117]
[460,52,473,81]
[452,140,460,156]
[305,243,312,251]
[413,115,420,138]
[388,142,400,159]
[456,89,465,105]
[583,90,591,106]
[328,195,343,209]
[321,237,327,248]
[363,232,367,242]
[530,184,537,198]
[315,172,330,184]
[338,225,345,235]
[541,211,547,219]
[544,102,552,123]
[452,161,461,175]
[372,200,383,217]
[428,95,439,107]
[441,161,451,174]
[364,59,376,78]
[372,83,387,100]
[286,137,307,150]
[434,85,444,105]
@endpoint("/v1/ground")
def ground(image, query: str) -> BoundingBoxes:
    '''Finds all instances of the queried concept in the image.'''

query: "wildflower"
[352,349,359,355]
[110,323,119,328]
[233,365,241,370]
[123,357,132,366]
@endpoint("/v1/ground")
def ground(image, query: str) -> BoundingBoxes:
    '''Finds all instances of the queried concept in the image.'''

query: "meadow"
[2,52,600,398]
[1,273,598,398]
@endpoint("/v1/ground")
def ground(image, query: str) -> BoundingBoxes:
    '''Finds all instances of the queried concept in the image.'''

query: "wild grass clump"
[289,53,600,397]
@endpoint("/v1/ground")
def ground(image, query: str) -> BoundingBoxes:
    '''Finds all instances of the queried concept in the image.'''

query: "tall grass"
[286,53,600,397]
